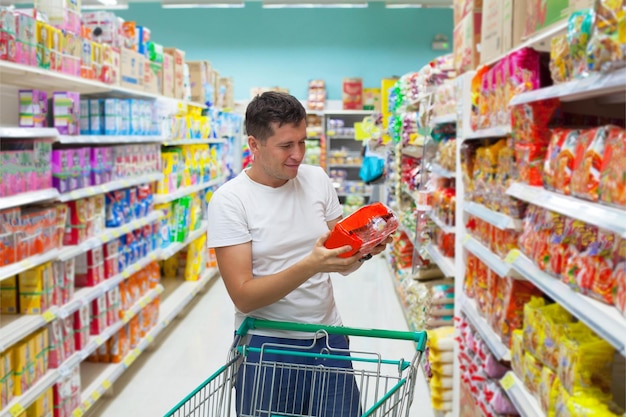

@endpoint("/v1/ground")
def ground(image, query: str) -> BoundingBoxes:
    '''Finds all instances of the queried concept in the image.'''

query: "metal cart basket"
[164,318,428,417]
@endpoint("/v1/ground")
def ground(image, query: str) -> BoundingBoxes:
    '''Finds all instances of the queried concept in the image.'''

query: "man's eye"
[281,144,292,149]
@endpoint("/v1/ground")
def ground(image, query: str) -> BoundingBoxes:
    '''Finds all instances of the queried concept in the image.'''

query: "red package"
[515,142,548,186]
[495,277,542,347]
[569,128,598,199]
[572,126,621,202]
[564,220,598,290]
[553,129,583,196]
[544,128,574,191]
[586,230,617,305]
[73,304,90,351]
[91,295,107,335]
[325,202,398,258]
[599,127,626,208]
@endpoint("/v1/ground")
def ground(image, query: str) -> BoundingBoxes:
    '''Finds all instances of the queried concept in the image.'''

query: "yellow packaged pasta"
[557,325,615,398]
[510,329,524,379]
[566,394,622,417]
[522,297,546,358]
[539,366,557,416]
[536,304,574,370]
[523,352,543,396]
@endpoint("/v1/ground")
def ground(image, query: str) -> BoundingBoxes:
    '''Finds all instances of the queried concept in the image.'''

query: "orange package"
[496,278,543,347]
[586,230,617,305]
[465,253,478,299]
[599,127,626,208]
[108,330,124,363]
[572,126,622,202]
[546,212,574,277]
[553,130,582,195]
[564,220,598,291]
[129,316,140,349]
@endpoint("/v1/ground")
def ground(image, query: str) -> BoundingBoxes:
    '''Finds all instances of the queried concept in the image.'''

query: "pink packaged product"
[91,295,108,335]
[78,147,91,189]
[48,320,65,369]
[52,149,71,193]
[0,7,16,62]
[82,11,120,46]
[14,11,35,66]
[51,91,81,135]
[90,147,113,186]
[75,249,105,287]
[68,148,82,191]
[73,304,90,351]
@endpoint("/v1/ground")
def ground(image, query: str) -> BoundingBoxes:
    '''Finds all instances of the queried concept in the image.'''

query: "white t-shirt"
[207,164,344,337]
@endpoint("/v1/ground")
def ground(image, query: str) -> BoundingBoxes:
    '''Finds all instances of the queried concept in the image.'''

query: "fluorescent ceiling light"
[263,0,367,7]
[385,2,422,7]
[82,0,129,9]
[162,0,244,7]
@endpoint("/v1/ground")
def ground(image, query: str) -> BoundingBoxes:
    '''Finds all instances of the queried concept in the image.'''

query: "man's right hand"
[307,232,362,274]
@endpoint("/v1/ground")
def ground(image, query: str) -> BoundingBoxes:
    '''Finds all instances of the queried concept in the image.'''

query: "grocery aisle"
[90,254,434,417]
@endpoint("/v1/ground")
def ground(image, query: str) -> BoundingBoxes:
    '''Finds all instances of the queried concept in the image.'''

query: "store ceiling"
[2,0,452,9]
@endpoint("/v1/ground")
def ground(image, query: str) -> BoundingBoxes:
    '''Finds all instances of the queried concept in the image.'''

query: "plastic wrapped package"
[587,0,626,73]
[565,395,623,417]
[325,202,398,258]
[535,305,575,371]
[523,351,544,396]
[599,128,626,208]
[539,366,558,415]
[614,237,626,316]
[564,220,599,291]
[510,329,524,379]
[484,381,518,415]
[568,9,594,78]
[557,325,615,398]
[572,126,623,202]
[550,34,572,83]
[522,297,548,358]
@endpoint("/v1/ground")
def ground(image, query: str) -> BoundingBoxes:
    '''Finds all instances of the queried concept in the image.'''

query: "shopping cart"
[164,317,428,417]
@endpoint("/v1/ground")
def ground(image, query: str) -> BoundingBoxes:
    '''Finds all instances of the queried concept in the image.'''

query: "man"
[207,91,390,416]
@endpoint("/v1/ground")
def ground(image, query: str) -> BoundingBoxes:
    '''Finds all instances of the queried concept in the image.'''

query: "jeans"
[234,333,362,417]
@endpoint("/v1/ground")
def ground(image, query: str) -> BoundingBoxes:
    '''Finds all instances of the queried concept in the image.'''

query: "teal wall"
[117,3,453,101]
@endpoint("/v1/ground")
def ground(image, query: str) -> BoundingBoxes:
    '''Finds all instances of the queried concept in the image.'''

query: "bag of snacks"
[587,0,626,73]
[554,129,582,196]
[550,34,572,83]
[567,9,594,78]
[599,127,626,208]
[564,220,599,290]
[522,296,547,357]
[613,237,626,316]
[538,366,557,415]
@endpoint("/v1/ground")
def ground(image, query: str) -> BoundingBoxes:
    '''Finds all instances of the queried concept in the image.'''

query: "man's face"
[249,119,306,187]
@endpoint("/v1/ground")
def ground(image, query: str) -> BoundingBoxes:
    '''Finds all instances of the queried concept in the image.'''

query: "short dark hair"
[245,91,307,141]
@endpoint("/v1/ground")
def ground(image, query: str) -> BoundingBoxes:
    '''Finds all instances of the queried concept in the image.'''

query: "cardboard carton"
[144,61,163,95]
[502,0,525,52]
[454,11,482,74]
[522,0,593,39]
[187,61,209,105]
[217,77,234,109]
[162,53,175,98]
[164,47,186,99]
[454,0,483,27]
[120,47,144,91]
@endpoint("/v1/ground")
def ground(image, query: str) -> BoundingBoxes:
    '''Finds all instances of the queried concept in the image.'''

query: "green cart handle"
[236,317,428,352]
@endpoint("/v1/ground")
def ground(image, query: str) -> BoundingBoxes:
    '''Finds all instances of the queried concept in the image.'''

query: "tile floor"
[89,255,435,417]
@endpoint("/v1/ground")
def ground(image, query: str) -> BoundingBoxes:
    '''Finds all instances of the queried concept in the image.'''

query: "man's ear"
[248,135,259,153]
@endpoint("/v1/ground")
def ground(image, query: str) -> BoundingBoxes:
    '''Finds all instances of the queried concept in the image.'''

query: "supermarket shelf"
[57,135,165,144]
[463,236,520,279]
[430,162,455,178]
[162,138,228,146]
[425,243,455,278]
[63,249,162,318]
[399,224,417,244]
[0,286,163,417]
[337,193,371,198]
[510,66,626,106]
[429,114,457,126]
[499,372,545,417]
[0,127,59,138]
[59,210,164,261]
[0,249,62,283]
[153,177,223,204]
[464,125,511,140]
[0,60,207,108]
[159,222,208,260]
[324,110,373,115]
[507,182,626,238]
[509,250,626,356]
[326,136,356,140]
[464,201,522,230]
[58,172,163,202]
[0,188,60,211]
[401,146,423,159]
[0,309,58,353]
[460,294,511,361]
[427,212,455,235]
[0,368,59,417]
[400,186,430,211]
[159,267,219,327]
[0,249,161,354]
[75,275,201,416]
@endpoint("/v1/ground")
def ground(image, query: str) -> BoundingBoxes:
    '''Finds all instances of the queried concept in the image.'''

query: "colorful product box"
[51,92,81,136]
[26,386,53,417]
[74,304,90,350]
[75,249,104,287]
[15,12,36,66]
[33,328,48,382]
[0,7,17,62]
[91,295,108,335]
[0,276,18,314]
[106,286,121,326]
[18,90,48,127]
[62,31,81,77]
[164,47,186,99]
[0,350,14,409]
[52,149,72,194]
[79,99,90,134]
[13,337,36,396]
